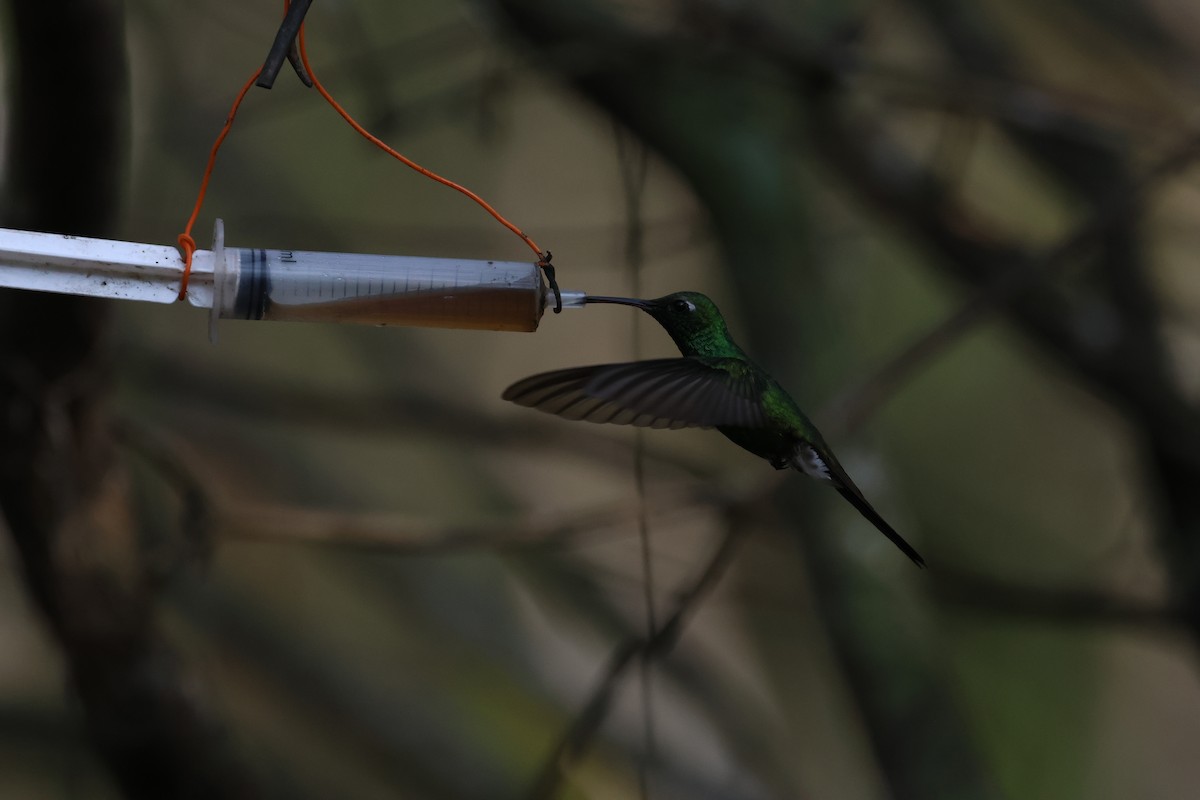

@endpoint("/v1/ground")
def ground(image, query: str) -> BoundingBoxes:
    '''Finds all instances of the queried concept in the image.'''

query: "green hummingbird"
[502,291,924,567]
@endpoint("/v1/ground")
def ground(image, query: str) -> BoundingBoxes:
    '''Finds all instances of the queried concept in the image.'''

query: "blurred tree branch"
[936,571,1182,632]
[120,412,740,554]
[125,350,725,479]
[481,0,1200,796]
[824,133,1200,435]
[1,2,1190,797]
[798,2,1200,640]
[486,2,1004,799]
[0,2,266,797]
[529,520,747,800]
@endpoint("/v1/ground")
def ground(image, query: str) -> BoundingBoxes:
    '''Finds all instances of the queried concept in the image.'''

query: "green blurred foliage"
[2,0,1199,798]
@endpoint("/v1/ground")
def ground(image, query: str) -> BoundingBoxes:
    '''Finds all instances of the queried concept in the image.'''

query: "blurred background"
[1,0,1199,798]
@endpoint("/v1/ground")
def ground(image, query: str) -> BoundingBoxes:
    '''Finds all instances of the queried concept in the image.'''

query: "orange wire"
[295,25,546,261]
[176,69,262,300]
[177,5,547,304]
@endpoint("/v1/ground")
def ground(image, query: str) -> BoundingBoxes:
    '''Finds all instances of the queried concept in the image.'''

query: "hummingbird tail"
[834,486,926,568]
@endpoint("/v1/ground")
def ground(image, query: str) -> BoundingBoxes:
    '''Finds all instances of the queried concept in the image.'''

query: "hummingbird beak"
[584,295,654,311]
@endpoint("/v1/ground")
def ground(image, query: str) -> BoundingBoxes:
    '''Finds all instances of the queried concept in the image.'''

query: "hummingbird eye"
[671,299,696,313]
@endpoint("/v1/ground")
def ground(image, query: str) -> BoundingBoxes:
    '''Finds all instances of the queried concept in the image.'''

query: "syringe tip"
[556,290,588,309]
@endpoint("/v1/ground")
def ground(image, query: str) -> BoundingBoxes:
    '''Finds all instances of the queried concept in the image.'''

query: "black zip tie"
[257,0,315,89]
[539,251,562,313]
[285,37,314,88]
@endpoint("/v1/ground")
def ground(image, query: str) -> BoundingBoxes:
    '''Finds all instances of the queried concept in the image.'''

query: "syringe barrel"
[213,247,548,332]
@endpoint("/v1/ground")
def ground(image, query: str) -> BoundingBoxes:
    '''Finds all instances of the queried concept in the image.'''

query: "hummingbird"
[502,291,924,567]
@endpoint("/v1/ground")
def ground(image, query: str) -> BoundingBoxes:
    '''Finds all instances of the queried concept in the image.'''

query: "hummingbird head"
[585,291,733,356]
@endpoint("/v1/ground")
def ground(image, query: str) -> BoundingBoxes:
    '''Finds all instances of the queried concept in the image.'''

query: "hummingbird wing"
[502,358,769,430]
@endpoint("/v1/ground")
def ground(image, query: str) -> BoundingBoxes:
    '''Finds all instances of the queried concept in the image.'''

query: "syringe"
[0,220,587,337]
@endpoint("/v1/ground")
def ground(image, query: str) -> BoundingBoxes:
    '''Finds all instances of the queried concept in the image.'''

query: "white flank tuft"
[794,445,832,480]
